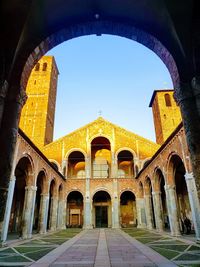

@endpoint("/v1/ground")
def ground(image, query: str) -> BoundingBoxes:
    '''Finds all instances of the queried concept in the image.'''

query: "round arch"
[49,159,61,172]
[91,188,112,200]
[65,148,87,159]
[66,190,84,227]
[120,190,136,227]
[21,20,180,92]
[66,189,84,200]
[89,134,112,146]
[115,147,136,160]
[166,152,185,186]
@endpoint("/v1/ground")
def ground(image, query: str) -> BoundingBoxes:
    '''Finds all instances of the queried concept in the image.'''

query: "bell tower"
[149,90,182,145]
[19,56,59,148]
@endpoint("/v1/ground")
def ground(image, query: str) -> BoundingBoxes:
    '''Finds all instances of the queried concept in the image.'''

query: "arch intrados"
[36,170,48,188]
[167,153,186,185]
[65,148,87,159]
[115,147,136,159]
[120,190,136,199]
[15,154,34,174]
[66,190,84,200]
[21,20,179,92]
[91,136,111,145]
[92,189,111,200]
[153,167,165,191]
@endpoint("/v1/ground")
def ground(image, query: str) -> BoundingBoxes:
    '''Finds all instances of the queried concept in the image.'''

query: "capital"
[184,172,194,181]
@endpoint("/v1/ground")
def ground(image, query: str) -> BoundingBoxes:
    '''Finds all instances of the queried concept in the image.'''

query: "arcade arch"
[66,191,83,227]
[67,151,86,178]
[120,191,136,227]
[92,190,112,228]
[117,150,134,178]
[91,137,111,178]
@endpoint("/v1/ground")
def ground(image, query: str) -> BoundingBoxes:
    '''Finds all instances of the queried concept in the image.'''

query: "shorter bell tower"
[149,90,182,145]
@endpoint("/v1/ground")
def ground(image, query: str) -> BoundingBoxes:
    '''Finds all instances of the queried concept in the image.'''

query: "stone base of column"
[137,223,146,229]
[83,225,93,230]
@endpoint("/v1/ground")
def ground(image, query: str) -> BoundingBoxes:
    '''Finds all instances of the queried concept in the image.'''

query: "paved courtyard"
[30,229,176,267]
[1,228,200,266]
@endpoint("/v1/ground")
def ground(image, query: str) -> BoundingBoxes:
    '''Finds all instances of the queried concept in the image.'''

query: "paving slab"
[30,229,177,267]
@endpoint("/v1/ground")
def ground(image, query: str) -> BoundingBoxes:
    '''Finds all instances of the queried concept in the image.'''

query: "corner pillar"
[185,172,200,241]
[0,87,27,226]
[112,179,119,228]
[152,191,164,232]
[136,197,146,228]
[165,185,180,236]
[22,186,37,239]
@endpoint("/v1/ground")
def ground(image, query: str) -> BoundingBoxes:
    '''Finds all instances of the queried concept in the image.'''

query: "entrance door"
[95,206,108,227]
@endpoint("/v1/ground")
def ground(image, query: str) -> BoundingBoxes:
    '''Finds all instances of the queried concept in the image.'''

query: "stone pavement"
[30,229,176,267]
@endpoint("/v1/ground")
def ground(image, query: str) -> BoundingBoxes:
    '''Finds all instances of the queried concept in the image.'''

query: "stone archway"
[92,191,112,228]
[120,191,136,228]
[9,157,34,239]
[66,191,83,227]
[167,154,193,235]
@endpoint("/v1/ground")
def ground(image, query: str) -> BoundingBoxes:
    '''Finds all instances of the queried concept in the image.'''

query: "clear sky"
[47,34,173,142]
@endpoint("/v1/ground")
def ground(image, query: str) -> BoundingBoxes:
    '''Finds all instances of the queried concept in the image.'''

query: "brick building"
[1,56,200,243]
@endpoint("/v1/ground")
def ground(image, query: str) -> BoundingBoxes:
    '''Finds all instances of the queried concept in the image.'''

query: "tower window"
[164,93,172,107]
[43,63,47,71]
[35,63,40,71]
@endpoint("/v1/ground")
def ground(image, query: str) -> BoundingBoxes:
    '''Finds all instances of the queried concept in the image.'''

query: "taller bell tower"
[149,90,182,145]
[19,56,59,148]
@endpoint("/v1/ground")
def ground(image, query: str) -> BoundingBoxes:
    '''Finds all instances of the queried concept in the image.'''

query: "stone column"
[136,197,146,228]
[165,185,180,236]
[22,186,37,239]
[38,193,49,234]
[62,159,68,177]
[61,200,66,229]
[174,79,200,202]
[0,88,27,226]
[1,177,16,243]
[112,179,120,228]
[84,156,92,229]
[144,194,153,230]
[185,172,200,240]
[152,191,163,232]
[49,196,58,231]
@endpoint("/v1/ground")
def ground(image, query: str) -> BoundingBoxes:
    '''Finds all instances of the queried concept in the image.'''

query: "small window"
[164,93,172,107]
[43,62,47,71]
[34,80,36,85]
[35,63,40,71]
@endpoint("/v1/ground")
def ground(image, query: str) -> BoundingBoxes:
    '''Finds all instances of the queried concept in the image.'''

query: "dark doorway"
[95,206,108,228]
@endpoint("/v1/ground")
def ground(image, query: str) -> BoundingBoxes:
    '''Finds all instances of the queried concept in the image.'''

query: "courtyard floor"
[0,228,199,266]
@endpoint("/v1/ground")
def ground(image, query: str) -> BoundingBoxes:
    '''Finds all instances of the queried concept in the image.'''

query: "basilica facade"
[1,56,200,244]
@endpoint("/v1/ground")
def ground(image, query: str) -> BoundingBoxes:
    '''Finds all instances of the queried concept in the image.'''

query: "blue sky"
[47,34,173,142]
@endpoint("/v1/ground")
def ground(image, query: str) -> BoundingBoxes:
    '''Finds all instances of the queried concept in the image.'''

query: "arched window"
[43,62,47,71]
[35,63,40,71]
[164,93,172,107]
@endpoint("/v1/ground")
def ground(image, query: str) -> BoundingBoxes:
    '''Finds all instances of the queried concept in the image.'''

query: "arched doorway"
[168,155,192,234]
[47,179,56,230]
[144,177,156,229]
[154,169,168,231]
[91,137,111,178]
[33,171,47,232]
[117,150,134,178]
[66,191,83,227]
[9,157,33,237]
[67,151,85,178]
[93,191,111,228]
[120,191,136,227]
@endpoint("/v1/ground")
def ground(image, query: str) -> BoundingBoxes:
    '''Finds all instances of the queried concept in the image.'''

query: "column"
[49,196,58,231]
[111,152,118,177]
[112,179,119,228]
[136,197,146,228]
[62,159,68,177]
[165,185,180,236]
[174,79,200,202]
[1,177,16,243]
[185,172,200,240]
[61,200,67,229]
[152,191,163,232]
[144,194,153,230]
[38,193,49,234]
[22,186,37,239]
[84,156,92,229]
[0,88,27,226]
